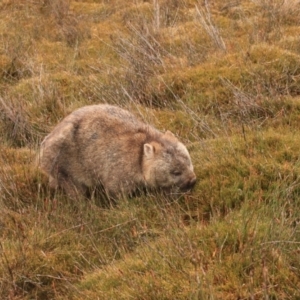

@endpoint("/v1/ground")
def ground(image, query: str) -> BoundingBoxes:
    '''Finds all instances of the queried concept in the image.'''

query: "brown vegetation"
[1,0,300,299]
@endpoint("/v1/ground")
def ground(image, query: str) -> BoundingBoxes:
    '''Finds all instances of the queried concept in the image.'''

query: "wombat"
[39,104,196,199]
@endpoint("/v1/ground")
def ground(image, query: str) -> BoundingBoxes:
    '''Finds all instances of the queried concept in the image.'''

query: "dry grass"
[0,0,300,299]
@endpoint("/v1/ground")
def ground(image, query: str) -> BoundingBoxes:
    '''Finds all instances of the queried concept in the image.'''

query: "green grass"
[1,0,300,299]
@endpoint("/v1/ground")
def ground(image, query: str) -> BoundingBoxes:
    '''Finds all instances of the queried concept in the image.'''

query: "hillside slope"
[0,0,300,299]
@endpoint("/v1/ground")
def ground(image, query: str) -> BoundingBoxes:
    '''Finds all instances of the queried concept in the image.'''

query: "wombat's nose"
[189,177,196,188]
[182,176,196,191]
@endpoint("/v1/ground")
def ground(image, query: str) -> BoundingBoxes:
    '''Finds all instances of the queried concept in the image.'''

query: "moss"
[75,206,300,299]
[154,46,300,116]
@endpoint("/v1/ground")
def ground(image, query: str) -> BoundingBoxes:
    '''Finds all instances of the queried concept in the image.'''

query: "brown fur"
[38,104,196,199]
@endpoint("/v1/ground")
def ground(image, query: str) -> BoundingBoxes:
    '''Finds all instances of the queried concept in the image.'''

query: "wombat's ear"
[165,130,178,140]
[144,143,154,159]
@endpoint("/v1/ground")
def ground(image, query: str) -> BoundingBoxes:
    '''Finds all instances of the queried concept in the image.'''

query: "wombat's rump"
[39,104,196,198]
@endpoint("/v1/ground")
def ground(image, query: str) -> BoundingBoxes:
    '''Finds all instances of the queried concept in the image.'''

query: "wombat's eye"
[171,170,182,176]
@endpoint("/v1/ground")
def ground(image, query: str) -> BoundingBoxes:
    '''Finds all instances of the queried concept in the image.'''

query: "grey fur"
[38,104,196,199]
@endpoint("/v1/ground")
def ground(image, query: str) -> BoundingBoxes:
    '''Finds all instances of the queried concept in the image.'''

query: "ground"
[0,0,300,299]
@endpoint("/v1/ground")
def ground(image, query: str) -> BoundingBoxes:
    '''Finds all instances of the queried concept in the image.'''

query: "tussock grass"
[0,0,300,299]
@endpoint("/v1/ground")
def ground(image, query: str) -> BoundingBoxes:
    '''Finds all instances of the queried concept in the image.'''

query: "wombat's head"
[142,131,196,192]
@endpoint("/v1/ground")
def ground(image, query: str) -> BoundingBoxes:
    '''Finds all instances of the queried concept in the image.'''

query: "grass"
[1,0,300,299]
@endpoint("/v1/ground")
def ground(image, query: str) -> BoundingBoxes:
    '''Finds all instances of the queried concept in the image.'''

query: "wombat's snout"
[187,176,197,189]
[189,176,197,188]
[181,174,197,191]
